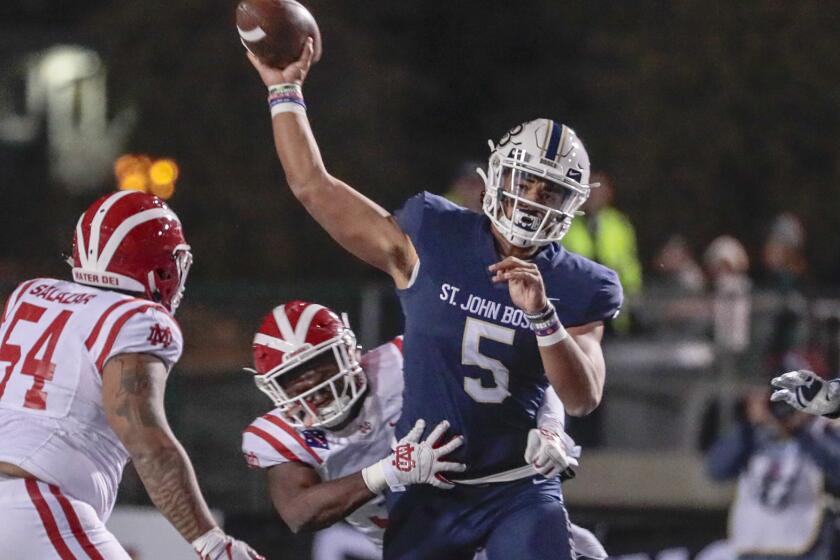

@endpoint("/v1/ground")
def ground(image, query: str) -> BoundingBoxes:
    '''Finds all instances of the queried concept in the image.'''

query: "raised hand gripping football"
[362,419,467,493]
[489,256,548,314]
[246,36,315,87]
[771,370,840,418]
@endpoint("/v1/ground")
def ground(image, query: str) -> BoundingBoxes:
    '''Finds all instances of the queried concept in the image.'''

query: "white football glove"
[362,419,466,493]
[192,528,264,560]
[524,426,580,479]
[771,370,840,418]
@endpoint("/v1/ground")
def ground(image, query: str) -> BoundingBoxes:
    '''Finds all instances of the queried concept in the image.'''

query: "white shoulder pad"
[1,278,46,323]
[361,337,405,388]
[241,411,325,469]
[91,302,183,372]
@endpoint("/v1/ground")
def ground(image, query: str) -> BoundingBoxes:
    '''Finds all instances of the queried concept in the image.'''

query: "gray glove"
[771,370,840,418]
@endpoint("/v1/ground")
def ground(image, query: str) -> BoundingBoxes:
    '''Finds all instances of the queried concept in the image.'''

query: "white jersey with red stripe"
[242,338,404,546]
[0,277,182,522]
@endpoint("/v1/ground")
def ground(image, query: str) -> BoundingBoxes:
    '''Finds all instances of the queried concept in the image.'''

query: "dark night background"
[2,2,840,558]
[2,0,838,285]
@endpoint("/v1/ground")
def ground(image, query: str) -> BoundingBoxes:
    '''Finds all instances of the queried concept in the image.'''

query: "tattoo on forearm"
[132,445,209,541]
[111,358,158,427]
[108,357,213,541]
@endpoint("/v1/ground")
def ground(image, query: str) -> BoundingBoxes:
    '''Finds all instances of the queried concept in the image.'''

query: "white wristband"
[362,457,407,493]
[191,527,225,554]
[270,103,307,117]
[537,324,568,346]
[361,462,387,494]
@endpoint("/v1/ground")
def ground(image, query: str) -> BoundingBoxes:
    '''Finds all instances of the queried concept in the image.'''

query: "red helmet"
[71,190,192,314]
[251,301,366,428]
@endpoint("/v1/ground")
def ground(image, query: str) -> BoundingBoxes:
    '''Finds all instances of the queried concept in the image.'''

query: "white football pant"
[0,475,130,559]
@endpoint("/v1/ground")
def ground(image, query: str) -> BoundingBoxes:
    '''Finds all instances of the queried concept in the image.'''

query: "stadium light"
[149,159,179,186]
[120,172,147,192]
[114,153,178,200]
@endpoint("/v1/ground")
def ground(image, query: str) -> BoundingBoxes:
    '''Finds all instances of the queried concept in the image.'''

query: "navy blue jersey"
[394,192,622,477]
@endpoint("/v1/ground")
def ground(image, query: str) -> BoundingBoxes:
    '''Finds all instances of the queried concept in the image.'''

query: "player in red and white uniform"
[241,301,606,559]
[0,191,262,560]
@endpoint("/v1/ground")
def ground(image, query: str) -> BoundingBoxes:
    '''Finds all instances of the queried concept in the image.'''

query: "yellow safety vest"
[563,207,642,296]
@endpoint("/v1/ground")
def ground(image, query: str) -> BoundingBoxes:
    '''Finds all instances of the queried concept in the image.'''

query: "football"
[236,0,323,69]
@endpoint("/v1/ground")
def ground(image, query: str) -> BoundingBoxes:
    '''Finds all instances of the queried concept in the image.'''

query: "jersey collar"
[477,216,564,273]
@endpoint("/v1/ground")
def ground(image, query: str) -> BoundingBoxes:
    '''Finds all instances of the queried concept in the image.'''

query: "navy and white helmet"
[481,119,591,248]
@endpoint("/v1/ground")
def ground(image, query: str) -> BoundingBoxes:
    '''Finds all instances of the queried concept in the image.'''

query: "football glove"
[771,370,840,418]
[192,528,264,560]
[524,426,580,480]
[362,419,466,493]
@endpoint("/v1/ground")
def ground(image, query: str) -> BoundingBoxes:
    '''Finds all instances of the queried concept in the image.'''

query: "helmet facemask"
[483,148,589,248]
[254,329,367,429]
[148,244,193,314]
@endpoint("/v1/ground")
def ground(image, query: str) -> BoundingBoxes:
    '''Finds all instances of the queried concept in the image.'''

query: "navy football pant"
[384,477,571,560]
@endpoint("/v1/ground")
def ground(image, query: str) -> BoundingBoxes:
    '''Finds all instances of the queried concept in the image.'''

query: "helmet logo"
[566,169,582,181]
[497,124,524,148]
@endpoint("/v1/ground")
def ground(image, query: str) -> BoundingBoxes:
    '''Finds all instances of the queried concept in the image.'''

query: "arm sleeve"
[536,387,581,460]
[100,306,183,371]
[705,423,755,481]
[393,193,427,247]
[536,385,566,430]
[241,415,322,470]
[585,268,624,324]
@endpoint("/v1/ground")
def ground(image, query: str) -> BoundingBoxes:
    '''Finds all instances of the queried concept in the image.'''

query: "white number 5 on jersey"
[461,318,514,403]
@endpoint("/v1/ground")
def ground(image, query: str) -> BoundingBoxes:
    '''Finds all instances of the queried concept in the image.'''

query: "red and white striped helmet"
[251,301,367,428]
[71,190,192,314]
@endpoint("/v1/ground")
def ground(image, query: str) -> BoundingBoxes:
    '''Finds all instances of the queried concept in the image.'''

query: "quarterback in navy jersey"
[247,42,622,560]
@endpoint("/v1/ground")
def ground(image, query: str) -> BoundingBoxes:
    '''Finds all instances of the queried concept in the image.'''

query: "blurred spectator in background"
[652,235,706,295]
[704,235,752,353]
[563,171,641,333]
[706,388,840,560]
[762,213,808,295]
[443,161,485,212]
[697,236,753,451]
[758,214,822,379]
[641,235,707,337]
[763,300,828,383]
